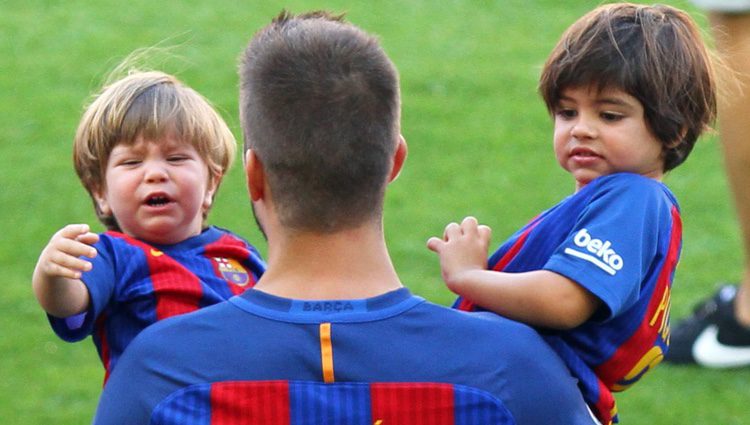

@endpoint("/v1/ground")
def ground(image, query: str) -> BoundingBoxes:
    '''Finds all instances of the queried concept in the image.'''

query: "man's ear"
[388,135,408,183]
[245,149,265,202]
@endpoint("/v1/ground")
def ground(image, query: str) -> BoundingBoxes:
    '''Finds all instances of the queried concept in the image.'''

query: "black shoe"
[666,284,750,368]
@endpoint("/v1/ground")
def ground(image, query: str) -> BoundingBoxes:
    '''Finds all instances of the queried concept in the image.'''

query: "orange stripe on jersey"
[320,322,335,383]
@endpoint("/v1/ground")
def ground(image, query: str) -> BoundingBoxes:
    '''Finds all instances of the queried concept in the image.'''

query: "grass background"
[2,0,748,423]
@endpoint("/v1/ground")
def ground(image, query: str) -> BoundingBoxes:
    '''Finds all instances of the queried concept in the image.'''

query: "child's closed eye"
[118,159,142,167]
[167,155,190,163]
[555,108,577,119]
[600,111,624,122]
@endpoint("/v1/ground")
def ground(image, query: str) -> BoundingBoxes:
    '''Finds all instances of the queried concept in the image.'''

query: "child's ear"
[203,173,222,211]
[93,189,112,216]
[666,127,688,149]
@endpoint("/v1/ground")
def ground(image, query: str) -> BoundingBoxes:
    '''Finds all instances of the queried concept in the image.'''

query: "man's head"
[239,11,402,233]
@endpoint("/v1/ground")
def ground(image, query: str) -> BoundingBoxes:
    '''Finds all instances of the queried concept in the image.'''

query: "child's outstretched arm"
[32,224,98,318]
[428,217,600,329]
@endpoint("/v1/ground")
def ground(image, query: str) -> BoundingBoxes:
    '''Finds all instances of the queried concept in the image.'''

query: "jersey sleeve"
[48,234,117,341]
[543,175,675,320]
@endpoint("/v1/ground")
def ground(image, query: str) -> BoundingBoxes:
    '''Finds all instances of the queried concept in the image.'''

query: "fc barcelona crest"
[213,257,250,286]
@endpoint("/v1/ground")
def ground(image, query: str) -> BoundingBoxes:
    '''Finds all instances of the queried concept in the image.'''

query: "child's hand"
[36,224,99,280]
[427,217,491,292]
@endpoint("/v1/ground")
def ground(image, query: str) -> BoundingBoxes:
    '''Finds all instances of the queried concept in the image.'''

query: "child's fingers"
[75,232,100,250]
[461,216,478,230]
[53,236,98,259]
[426,237,443,252]
[51,247,93,271]
[460,217,483,238]
[43,250,93,279]
[478,224,492,241]
[58,223,91,239]
[443,222,461,240]
[46,263,86,280]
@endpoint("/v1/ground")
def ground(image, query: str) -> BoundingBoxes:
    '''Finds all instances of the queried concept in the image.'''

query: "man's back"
[94,288,593,424]
[94,11,594,425]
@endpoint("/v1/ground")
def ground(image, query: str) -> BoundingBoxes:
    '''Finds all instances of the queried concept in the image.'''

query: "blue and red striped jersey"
[48,226,265,382]
[149,380,513,425]
[455,173,680,425]
[93,288,595,424]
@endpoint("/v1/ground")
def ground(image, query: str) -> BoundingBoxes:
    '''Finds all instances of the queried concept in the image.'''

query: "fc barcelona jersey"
[93,288,595,424]
[455,173,681,425]
[48,226,265,382]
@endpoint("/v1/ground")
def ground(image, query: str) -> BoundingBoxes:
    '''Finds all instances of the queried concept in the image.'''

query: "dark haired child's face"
[552,85,665,191]
[94,135,217,245]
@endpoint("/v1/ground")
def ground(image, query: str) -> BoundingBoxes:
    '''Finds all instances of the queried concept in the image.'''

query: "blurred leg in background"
[667,1,750,368]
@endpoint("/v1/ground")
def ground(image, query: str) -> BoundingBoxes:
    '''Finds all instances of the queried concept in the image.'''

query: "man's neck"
[253,222,403,300]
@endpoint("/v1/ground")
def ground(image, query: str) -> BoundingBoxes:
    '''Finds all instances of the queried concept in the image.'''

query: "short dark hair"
[539,3,716,171]
[239,11,400,232]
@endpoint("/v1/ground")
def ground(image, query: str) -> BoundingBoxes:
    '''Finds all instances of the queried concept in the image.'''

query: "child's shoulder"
[207,225,249,242]
[576,173,678,211]
[98,227,263,260]
[99,227,241,248]
[589,172,673,198]
[98,230,147,248]
[593,172,662,187]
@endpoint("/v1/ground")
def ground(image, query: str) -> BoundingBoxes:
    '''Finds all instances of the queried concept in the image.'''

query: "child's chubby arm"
[32,224,98,318]
[428,217,599,329]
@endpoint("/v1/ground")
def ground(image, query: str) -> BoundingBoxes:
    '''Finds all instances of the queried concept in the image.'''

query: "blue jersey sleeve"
[48,234,117,341]
[543,174,676,320]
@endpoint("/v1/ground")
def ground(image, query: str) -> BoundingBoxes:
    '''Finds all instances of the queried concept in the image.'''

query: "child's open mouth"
[145,194,172,207]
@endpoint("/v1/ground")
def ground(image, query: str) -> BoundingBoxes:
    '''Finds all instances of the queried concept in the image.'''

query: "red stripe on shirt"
[116,234,203,321]
[371,382,455,425]
[591,380,616,425]
[492,218,542,272]
[95,313,111,386]
[210,381,290,425]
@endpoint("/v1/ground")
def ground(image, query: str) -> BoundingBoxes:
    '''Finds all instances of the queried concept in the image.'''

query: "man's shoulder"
[126,300,237,354]
[416,301,546,345]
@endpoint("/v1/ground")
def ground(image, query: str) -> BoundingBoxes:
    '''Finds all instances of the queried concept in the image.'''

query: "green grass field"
[3,0,749,423]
